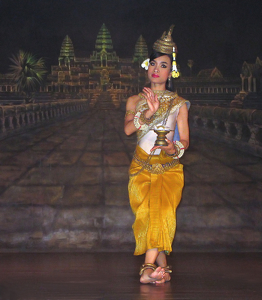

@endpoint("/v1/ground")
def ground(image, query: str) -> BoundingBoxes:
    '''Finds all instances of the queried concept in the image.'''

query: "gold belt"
[131,152,179,175]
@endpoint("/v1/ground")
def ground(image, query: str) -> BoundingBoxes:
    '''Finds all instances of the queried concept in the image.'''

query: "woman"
[124,25,190,284]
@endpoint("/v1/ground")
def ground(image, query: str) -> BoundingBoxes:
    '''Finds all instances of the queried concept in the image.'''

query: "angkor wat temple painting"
[1,23,262,110]
[0,21,261,254]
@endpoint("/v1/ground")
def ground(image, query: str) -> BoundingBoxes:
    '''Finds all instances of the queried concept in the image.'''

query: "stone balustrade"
[189,105,262,157]
[0,99,89,136]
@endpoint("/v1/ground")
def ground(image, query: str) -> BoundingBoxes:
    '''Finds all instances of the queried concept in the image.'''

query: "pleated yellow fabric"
[128,145,184,256]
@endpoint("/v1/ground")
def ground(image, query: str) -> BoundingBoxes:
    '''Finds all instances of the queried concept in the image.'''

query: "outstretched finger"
[143,87,151,96]
[143,87,153,93]
[143,91,153,102]
[150,145,161,152]
[144,87,154,98]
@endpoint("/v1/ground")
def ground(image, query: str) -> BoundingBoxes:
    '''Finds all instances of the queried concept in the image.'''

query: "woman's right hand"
[143,87,159,117]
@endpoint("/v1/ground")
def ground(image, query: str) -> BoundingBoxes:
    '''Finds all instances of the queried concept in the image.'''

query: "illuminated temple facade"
[2,23,261,108]
[46,24,148,108]
[44,23,243,108]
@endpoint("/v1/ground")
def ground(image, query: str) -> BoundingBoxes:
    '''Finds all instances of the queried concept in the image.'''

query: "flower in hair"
[141,58,150,70]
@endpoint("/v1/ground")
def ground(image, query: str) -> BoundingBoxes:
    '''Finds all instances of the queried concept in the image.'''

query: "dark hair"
[149,50,173,91]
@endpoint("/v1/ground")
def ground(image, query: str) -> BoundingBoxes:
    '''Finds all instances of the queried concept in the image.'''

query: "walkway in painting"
[0,108,261,251]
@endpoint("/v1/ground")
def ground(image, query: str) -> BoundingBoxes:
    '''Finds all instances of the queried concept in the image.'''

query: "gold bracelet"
[173,141,185,158]
[133,111,148,131]
[139,110,154,125]
[165,148,179,158]
[166,141,184,159]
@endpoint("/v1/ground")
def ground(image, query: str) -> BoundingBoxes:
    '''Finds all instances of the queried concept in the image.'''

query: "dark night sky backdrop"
[0,0,262,76]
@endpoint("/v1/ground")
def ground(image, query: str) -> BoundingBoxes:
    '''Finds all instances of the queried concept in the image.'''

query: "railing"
[189,105,262,157]
[0,99,89,136]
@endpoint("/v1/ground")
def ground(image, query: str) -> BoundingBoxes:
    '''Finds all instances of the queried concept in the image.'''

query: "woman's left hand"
[150,138,177,155]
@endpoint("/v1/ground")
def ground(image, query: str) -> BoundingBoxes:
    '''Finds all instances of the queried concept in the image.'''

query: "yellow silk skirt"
[128,145,184,256]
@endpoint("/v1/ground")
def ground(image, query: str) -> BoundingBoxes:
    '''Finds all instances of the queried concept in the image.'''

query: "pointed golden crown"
[153,24,177,54]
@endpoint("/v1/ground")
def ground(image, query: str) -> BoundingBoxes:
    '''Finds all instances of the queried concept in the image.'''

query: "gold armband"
[125,110,136,118]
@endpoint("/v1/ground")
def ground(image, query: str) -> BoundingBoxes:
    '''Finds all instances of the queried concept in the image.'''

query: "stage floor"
[0,252,261,299]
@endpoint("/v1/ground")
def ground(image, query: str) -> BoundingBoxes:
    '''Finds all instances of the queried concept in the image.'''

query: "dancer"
[124,25,190,284]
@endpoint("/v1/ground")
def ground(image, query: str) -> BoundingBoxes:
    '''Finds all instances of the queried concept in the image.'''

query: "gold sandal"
[139,263,157,275]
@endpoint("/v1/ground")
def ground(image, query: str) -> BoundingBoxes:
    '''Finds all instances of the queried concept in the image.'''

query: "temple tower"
[95,23,113,52]
[133,35,148,65]
[91,23,119,67]
[58,35,75,67]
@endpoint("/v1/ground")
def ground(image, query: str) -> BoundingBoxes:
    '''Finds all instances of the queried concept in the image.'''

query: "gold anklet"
[139,263,157,275]
[163,265,172,274]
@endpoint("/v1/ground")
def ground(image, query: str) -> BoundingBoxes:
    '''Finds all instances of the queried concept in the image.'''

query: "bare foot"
[140,267,165,284]
[164,272,171,282]
[155,272,171,284]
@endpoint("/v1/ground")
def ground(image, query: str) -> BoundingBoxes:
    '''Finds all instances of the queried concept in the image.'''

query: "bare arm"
[124,95,140,136]
[176,103,189,150]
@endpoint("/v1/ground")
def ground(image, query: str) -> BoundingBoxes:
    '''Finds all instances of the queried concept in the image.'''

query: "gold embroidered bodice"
[135,90,188,146]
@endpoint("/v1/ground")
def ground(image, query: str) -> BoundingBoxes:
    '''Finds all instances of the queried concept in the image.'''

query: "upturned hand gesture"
[143,87,159,118]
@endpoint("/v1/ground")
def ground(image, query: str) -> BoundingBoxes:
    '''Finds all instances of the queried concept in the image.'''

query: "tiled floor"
[0,109,262,251]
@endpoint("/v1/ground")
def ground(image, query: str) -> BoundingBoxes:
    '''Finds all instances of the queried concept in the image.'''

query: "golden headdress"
[153,24,177,55]
[141,24,180,78]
